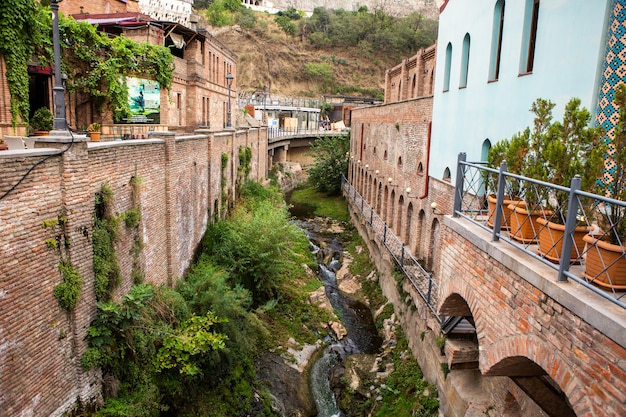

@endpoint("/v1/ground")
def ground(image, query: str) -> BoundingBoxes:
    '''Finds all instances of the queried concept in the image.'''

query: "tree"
[307,134,350,195]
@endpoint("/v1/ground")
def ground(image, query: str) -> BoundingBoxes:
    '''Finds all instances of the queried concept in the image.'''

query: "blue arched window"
[489,0,505,81]
[443,42,452,91]
[460,33,471,88]
[520,0,540,74]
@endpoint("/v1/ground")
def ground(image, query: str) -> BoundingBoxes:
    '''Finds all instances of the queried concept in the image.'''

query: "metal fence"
[453,152,626,310]
[342,176,441,320]
[268,128,347,141]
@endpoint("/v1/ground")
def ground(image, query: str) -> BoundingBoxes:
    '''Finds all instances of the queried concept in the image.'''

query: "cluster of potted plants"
[487,97,606,262]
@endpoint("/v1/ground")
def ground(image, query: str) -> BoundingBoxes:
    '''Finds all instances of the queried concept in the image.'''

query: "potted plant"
[505,99,556,243]
[486,131,529,229]
[87,123,101,141]
[584,84,626,288]
[30,107,54,136]
[529,98,605,263]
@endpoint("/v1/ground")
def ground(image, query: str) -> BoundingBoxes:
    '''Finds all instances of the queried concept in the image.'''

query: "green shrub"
[53,262,83,310]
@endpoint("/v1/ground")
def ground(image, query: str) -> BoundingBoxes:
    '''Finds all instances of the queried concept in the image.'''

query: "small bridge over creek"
[267,129,346,166]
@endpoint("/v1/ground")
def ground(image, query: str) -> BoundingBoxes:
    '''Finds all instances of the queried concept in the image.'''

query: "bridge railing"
[454,152,626,310]
[342,175,441,320]
[268,127,348,141]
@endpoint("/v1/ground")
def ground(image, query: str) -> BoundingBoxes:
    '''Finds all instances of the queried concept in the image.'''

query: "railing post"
[558,175,582,281]
[370,207,373,225]
[383,224,387,244]
[361,196,364,213]
[453,152,466,217]
[401,245,405,266]
[492,160,508,242]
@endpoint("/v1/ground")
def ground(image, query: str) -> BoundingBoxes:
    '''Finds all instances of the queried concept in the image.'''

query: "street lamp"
[51,0,66,131]
[225,73,234,128]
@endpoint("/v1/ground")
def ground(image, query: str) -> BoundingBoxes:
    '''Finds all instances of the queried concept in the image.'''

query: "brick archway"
[439,285,584,417]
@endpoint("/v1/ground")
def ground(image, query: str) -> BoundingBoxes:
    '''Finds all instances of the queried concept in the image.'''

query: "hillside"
[210,12,437,100]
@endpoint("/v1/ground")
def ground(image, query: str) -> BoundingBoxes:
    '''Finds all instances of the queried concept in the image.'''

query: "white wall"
[430,0,612,180]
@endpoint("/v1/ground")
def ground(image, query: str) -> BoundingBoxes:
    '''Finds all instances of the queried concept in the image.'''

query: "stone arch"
[397,195,405,236]
[416,209,426,260]
[427,217,440,271]
[382,185,389,221]
[406,201,413,248]
[376,181,383,213]
[389,189,396,228]
[483,335,581,417]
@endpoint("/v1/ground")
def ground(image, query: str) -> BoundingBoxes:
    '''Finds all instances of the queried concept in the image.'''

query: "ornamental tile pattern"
[597,0,626,182]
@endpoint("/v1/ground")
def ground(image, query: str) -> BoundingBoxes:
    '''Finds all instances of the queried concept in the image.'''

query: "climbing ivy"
[93,183,121,301]
[0,0,174,126]
[0,0,40,126]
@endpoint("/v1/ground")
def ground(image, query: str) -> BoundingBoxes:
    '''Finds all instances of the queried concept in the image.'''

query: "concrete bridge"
[342,174,626,417]
[267,129,346,166]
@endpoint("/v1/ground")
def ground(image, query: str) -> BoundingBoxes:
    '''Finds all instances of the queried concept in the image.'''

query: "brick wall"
[438,218,626,417]
[0,128,265,415]
[350,97,456,269]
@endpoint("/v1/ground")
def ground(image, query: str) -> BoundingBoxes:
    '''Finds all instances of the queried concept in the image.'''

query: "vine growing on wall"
[0,0,41,126]
[237,146,253,181]
[221,152,229,218]
[127,175,144,285]
[0,0,174,126]
[43,211,84,310]
[93,183,122,301]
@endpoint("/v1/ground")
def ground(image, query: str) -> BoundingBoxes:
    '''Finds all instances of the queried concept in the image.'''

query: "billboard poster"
[125,77,160,123]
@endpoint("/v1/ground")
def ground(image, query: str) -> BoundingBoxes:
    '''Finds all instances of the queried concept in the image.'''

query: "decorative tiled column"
[596,0,626,185]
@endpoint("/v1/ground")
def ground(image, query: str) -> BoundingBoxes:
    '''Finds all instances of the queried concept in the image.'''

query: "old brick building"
[0,0,237,143]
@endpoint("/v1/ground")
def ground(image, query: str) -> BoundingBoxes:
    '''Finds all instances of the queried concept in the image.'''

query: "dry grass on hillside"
[210,14,395,99]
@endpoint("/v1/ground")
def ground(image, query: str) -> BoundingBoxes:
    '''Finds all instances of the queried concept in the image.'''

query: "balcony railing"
[454,152,626,310]
[342,175,441,320]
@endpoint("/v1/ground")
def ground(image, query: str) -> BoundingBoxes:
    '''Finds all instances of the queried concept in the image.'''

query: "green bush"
[53,262,83,310]
[30,107,53,131]
[307,134,350,195]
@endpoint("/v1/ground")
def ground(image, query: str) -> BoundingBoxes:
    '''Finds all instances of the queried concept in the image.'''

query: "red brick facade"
[0,128,267,415]
[384,44,436,103]
[438,218,626,416]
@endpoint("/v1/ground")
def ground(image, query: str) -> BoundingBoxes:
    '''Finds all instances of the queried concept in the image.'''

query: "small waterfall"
[310,351,343,417]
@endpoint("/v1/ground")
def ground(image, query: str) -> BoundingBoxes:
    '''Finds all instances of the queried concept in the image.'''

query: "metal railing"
[453,152,626,310]
[268,127,347,141]
[342,176,441,320]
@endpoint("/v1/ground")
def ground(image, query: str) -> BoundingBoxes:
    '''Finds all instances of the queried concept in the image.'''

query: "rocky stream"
[256,198,403,417]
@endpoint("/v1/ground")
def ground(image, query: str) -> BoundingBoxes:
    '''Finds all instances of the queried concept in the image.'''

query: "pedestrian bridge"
[267,128,346,165]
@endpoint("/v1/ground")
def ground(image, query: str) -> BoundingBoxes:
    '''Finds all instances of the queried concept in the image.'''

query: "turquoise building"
[430,0,618,182]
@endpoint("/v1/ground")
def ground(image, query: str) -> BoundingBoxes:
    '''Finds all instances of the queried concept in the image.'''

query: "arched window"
[489,0,505,81]
[417,162,424,175]
[520,0,540,74]
[384,150,388,160]
[443,43,452,91]
[460,33,471,88]
[481,139,492,162]
[443,167,452,182]
[398,156,403,168]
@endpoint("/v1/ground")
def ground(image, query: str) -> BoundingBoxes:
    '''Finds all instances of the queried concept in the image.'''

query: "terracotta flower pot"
[89,132,101,142]
[536,218,590,264]
[487,194,521,230]
[508,201,550,244]
[583,235,626,290]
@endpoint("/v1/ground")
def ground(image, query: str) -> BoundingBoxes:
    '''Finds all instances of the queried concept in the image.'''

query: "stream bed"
[292,200,383,417]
